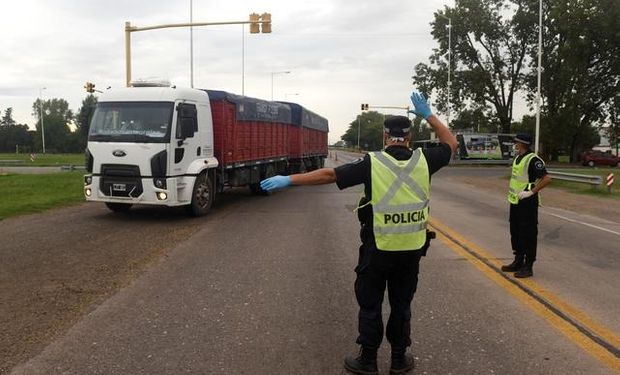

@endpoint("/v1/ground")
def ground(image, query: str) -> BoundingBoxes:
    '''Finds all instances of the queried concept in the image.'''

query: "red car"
[581,150,620,167]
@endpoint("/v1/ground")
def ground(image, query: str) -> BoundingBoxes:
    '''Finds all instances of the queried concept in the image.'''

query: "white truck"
[83,83,328,216]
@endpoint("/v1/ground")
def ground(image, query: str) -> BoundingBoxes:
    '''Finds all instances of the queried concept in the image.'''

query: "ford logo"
[112,150,127,157]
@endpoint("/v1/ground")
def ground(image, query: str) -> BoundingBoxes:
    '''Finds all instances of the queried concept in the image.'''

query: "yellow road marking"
[429,217,620,373]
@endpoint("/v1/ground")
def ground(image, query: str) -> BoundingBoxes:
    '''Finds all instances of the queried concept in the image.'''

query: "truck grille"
[100,164,143,198]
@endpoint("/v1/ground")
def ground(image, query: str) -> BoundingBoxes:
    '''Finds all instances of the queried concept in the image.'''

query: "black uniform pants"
[354,240,423,350]
[509,200,538,264]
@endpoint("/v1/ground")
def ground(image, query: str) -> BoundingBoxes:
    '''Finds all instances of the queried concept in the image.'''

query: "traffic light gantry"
[249,13,272,34]
[124,12,272,86]
[84,82,95,93]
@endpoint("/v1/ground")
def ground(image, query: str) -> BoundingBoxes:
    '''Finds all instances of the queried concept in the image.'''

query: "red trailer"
[205,90,292,190]
[281,102,329,172]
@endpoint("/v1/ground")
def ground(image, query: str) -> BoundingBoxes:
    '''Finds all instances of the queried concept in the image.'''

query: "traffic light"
[361,103,369,111]
[249,13,260,34]
[260,13,272,33]
[84,82,95,93]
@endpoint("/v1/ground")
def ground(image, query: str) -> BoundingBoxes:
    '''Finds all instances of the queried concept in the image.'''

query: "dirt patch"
[451,175,620,223]
[0,203,208,374]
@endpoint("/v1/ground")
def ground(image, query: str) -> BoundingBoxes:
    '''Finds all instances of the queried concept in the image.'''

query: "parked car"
[580,150,620,167]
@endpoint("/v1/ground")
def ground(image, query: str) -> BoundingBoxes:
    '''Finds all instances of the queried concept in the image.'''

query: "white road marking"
[544,211,620,237]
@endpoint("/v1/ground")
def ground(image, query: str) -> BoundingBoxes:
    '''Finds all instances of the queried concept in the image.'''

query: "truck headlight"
[156,192,167,200]
[85,188,92,197]
[84,175,92,185]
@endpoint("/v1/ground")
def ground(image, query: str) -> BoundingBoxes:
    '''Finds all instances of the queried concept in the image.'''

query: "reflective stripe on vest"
[369,150,430,251]
[507,153,538,204]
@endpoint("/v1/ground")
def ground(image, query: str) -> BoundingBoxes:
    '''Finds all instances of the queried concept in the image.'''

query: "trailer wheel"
[249,183,269,196]
[105,202,132,213]
[299,160,307,173]
[187,172,213,216]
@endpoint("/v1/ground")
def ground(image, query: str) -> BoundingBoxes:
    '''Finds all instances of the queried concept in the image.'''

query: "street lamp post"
[271,71,290,100]
[357,117,361,150]
[241,24,245,95]
[190,0,194,88]
[534,0,542,153]
[438,14,452,128]
[39,87,46,154]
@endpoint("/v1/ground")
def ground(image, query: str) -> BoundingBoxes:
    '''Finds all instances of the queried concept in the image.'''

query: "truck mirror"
[176,103,197,141]
[179,117,195,140]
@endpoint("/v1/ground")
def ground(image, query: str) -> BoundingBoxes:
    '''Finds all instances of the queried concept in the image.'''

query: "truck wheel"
[105,202,132,213]
[187,172,213,216]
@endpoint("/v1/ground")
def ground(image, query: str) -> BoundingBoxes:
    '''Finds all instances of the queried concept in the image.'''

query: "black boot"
[390,348,415,374]
[344,347,378,375]
[515,262,533,278]
[501,255,524,272]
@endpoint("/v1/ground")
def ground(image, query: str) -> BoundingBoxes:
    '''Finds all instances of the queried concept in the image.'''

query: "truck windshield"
[88,102,174,143]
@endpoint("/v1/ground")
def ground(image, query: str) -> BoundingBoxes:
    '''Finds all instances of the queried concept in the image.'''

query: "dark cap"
[514,133,532,145]
[384,116,411,137]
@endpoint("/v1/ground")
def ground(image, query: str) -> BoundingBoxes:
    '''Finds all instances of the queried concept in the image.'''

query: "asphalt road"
[5,155,620,374]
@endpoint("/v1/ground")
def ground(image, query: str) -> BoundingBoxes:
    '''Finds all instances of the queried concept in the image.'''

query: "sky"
[1,0,469,144]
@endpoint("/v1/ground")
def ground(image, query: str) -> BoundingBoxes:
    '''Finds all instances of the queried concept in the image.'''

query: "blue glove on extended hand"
[260,175,292,191]
[409,91,433,119]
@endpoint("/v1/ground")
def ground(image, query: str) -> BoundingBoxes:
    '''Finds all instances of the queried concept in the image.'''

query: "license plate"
[112,183,127,191]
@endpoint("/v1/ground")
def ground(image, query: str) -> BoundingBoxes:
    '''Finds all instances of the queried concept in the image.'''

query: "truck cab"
[84,85,219,215]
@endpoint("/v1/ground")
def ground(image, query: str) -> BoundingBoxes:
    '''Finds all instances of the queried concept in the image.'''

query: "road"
[3,153,619,374]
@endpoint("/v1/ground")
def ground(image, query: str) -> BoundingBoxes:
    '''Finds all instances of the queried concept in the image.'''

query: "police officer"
[501,134,552,278]
[260,91,457,374]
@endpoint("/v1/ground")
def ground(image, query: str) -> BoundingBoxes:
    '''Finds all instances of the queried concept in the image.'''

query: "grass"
[541,167,619,199]
[0,172,85,220]
[0,153,84,167]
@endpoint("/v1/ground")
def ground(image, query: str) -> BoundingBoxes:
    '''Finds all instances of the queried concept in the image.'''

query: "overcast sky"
[1,0,462,143]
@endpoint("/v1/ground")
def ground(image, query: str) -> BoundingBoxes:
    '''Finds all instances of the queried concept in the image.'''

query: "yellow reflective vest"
[368,149,430,251]
[508,152,540,204]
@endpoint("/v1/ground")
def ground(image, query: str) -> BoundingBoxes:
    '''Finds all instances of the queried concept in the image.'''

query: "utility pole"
[357,117,361,150]
[39,87,46,154]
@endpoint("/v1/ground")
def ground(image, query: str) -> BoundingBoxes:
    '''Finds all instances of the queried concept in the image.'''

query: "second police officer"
[502,133,552,278]
[260,91,458,374]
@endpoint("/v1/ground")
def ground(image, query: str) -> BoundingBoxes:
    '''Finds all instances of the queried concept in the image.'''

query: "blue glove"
[260,175,292,191]
[410,91,433,119]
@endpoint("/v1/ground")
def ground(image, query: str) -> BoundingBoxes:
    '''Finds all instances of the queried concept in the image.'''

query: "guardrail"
[60,165,86,171]
[451,158,511,166]
[0,160,25,164]
[547,170,602,186]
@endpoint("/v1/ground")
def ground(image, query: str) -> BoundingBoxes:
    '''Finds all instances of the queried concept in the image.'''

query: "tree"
[451,107,498,132]
[600,95,620,155]
[413,0,537,133]
[0,107,17,127]
[31,98,74,153]
[75,94,98,149]
[511,114,536,135]
[341,111,385,151]
[0,107,35,152]
[524,0,620,161]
